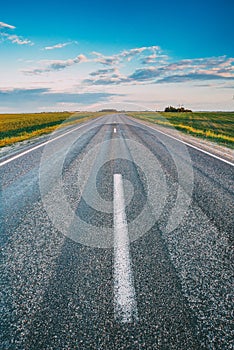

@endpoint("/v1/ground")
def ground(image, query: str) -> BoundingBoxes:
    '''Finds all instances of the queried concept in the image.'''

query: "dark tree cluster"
[164,106,192,112]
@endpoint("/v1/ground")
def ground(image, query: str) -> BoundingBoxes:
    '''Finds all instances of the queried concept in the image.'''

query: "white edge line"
[113,173,138,323]
[0,117,99,168]
[128,117,234,167]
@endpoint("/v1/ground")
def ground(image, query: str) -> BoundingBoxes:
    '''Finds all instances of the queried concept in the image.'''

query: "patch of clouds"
[141,54,158,65]
[0,87,123,111]
[18,42,234,89]
[92,51,120,66]
[84,54,234,86]
[129,67,160,81]
[24,54,87,74]
[84,68,130,85]
[120,46,162,60]
[22,45,167,76]
[84,76,129,85]
[2,33,33,45]
[0,20,33,45]
[89,68,117,76]
[91,45,165,66]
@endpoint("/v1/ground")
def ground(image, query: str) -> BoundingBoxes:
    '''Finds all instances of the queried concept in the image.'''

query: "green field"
[128,111,234,149]
[0,111,105,148]
[1,111,234,149]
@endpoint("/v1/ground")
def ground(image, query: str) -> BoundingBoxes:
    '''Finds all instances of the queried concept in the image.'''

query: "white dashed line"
[114,128,117,133]
[113,174,138,323]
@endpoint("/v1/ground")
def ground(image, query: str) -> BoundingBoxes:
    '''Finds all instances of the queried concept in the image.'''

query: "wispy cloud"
[0,21,15,29]
[24,54,87,74]
[84,67,129,85]
[84,76,129,85]
[119,46,161,61]
[129,67,160,81]
[92,51,120,66]
[91,46,165,66]
[43,41,77,50]
[141,54,158,65]
[2,33,33,45]
[141,54,168,65]
[0,20,33,45]
[89,68,117,76]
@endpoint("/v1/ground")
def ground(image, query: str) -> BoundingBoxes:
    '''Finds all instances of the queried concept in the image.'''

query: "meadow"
[128,111,234,149]
[0,111,104,147]
[1,111,233,149]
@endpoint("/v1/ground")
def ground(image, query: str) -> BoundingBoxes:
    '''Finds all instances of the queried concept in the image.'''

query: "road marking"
[114,127,117,133]
[129,118,234,167]
[113,174,138,323]
[0,119,97,168]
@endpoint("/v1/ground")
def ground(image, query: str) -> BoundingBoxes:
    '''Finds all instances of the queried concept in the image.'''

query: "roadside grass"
[0,112,104,147]
[1,111,234,149]
[127,111,234,149]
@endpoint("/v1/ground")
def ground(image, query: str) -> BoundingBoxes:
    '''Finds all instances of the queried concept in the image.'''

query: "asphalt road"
[1,114,233,350]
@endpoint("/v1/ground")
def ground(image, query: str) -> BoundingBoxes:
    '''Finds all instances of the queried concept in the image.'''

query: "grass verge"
[127,112,234,149]
[0,112,104,148]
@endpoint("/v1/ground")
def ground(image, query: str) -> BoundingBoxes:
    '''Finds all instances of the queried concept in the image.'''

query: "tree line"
[164,106,192,112]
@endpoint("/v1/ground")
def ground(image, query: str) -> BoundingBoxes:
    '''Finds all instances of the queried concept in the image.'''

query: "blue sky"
[0,0,234,112]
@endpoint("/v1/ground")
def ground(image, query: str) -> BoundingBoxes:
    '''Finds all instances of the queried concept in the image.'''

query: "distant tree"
[164,106,192,112]
[164,106,177,112]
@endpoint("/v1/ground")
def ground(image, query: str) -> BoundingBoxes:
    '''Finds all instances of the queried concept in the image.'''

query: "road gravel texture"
[1,114,233,349]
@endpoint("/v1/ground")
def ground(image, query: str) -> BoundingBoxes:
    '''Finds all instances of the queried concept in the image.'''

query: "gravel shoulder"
[127,116,233,164]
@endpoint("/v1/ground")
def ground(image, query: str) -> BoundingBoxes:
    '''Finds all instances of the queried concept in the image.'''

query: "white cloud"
[23,45,167,77]
[84,54,234,86]
[91,46,165,66]
[141,53,159,65]
[119,46,161,61]
[0,21,33,45]
[92,52,119,66]
[21,44,234,89]
[44,43,70,50]
[90,68,117,76]
[0,21,15,29]
[5,34,33,45]
[43,41,78,50]
[24,54,87,74]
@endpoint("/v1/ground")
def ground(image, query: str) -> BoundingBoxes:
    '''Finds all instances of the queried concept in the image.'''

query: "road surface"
[1,114,233,349]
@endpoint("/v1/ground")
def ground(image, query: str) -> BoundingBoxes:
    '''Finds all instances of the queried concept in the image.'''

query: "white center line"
[113,174,138,323]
